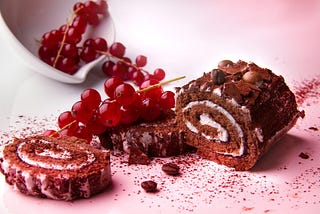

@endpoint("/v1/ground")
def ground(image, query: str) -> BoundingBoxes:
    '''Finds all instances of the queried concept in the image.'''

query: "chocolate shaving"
[222,82,243,104]
[128,147,151,165]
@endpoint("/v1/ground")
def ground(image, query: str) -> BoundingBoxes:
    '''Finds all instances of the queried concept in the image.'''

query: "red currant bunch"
[40,0,185,143]
[43,77,178,143]
[38,0,108,74]
[101,43,166,86]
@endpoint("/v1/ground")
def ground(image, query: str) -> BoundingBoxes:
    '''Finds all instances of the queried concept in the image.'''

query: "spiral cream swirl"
[182,100,245,157]
[16,139,96,170]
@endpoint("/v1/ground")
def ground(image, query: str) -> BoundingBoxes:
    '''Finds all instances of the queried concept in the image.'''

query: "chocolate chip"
[242,71,262,84]
[162,163,180,176]
[218,59,234,68]
[211,69,226,85]
[141,180,158,192]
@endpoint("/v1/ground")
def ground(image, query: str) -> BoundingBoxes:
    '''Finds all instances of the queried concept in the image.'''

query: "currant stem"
[53,15,73,67]
[138,76,186,93]
[52,5,87,68]
[49,120,77,137]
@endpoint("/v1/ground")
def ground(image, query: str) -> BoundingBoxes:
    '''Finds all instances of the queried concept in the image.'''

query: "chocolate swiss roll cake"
[99,110,194,158]
[175,60,304,171]
[0,135,111,200]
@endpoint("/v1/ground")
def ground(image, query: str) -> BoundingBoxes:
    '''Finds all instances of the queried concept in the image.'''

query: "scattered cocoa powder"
[1,115,320,213]
[293,76,320,105]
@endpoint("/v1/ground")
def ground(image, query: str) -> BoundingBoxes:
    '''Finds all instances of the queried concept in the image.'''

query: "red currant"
[65,27,82,44]
[80,45,98,62]
[86,113,107,134]
[135,55,147,67]
[120,105,140,125]
[104,76,123,99]
[153,68,166,81]
[38,45,58,64]
[110,42,126,58]
[56,57,79,75]
[61,43,79,60]
[75,125,93,143]
[93,37,108,51]
[102,60,115,76]
[58,111,76,129]
[111,62,129,80]
[72,15,88,34]
[73,2,85,14]
[140,79,163,100]
[81,88,101,110]
[130,69,145,86]
[114,83,137,106]
[41,30,63,48]
[96,0,108,15]
[98,99,121,127]
[159,91,175,109]
[140,97,161,121]
[71,101,93,124]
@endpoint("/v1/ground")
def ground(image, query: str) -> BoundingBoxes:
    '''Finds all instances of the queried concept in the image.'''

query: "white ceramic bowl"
[0,0,115,83]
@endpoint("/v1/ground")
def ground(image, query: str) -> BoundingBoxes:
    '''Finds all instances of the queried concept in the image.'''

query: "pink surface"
[0,0,320,213]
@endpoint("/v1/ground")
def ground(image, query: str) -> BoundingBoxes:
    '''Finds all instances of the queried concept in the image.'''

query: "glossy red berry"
[81,88,101,110]
[75,125,93,143]
[110,42,126,58]
[120,105,140,125]
[159,91,175,109]
[98,99,121,127]
[71,101,93,124]
[140,79,163,101]
[80,45,98,62]
[86,113,107,134]
[72,15,88,34]
[153,68,166,81]
[135,55,147,67]
[140,97,161,121]
[114,83,137,106]
[41,30,63,48]
[104,76,123,99]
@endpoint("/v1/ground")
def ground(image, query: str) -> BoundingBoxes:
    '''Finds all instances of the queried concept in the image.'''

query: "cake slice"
[175,60,304,170]
[0,135,111,200]
[99,110,195,159]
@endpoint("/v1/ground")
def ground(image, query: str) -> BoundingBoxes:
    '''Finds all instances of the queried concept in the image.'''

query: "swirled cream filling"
[183,100,245,157]
[17,141,96,170]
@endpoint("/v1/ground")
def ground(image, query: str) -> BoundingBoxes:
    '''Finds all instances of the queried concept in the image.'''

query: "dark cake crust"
[0,135,111,200]
[175,60,304,170]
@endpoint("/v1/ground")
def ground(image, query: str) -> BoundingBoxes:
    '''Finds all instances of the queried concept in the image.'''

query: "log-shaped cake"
[0,135,111,200]
[175,60,304,170]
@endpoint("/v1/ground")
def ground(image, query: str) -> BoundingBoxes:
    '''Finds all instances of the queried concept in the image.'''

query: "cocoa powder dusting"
[1,115,320,212]
[293,76,320,105]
